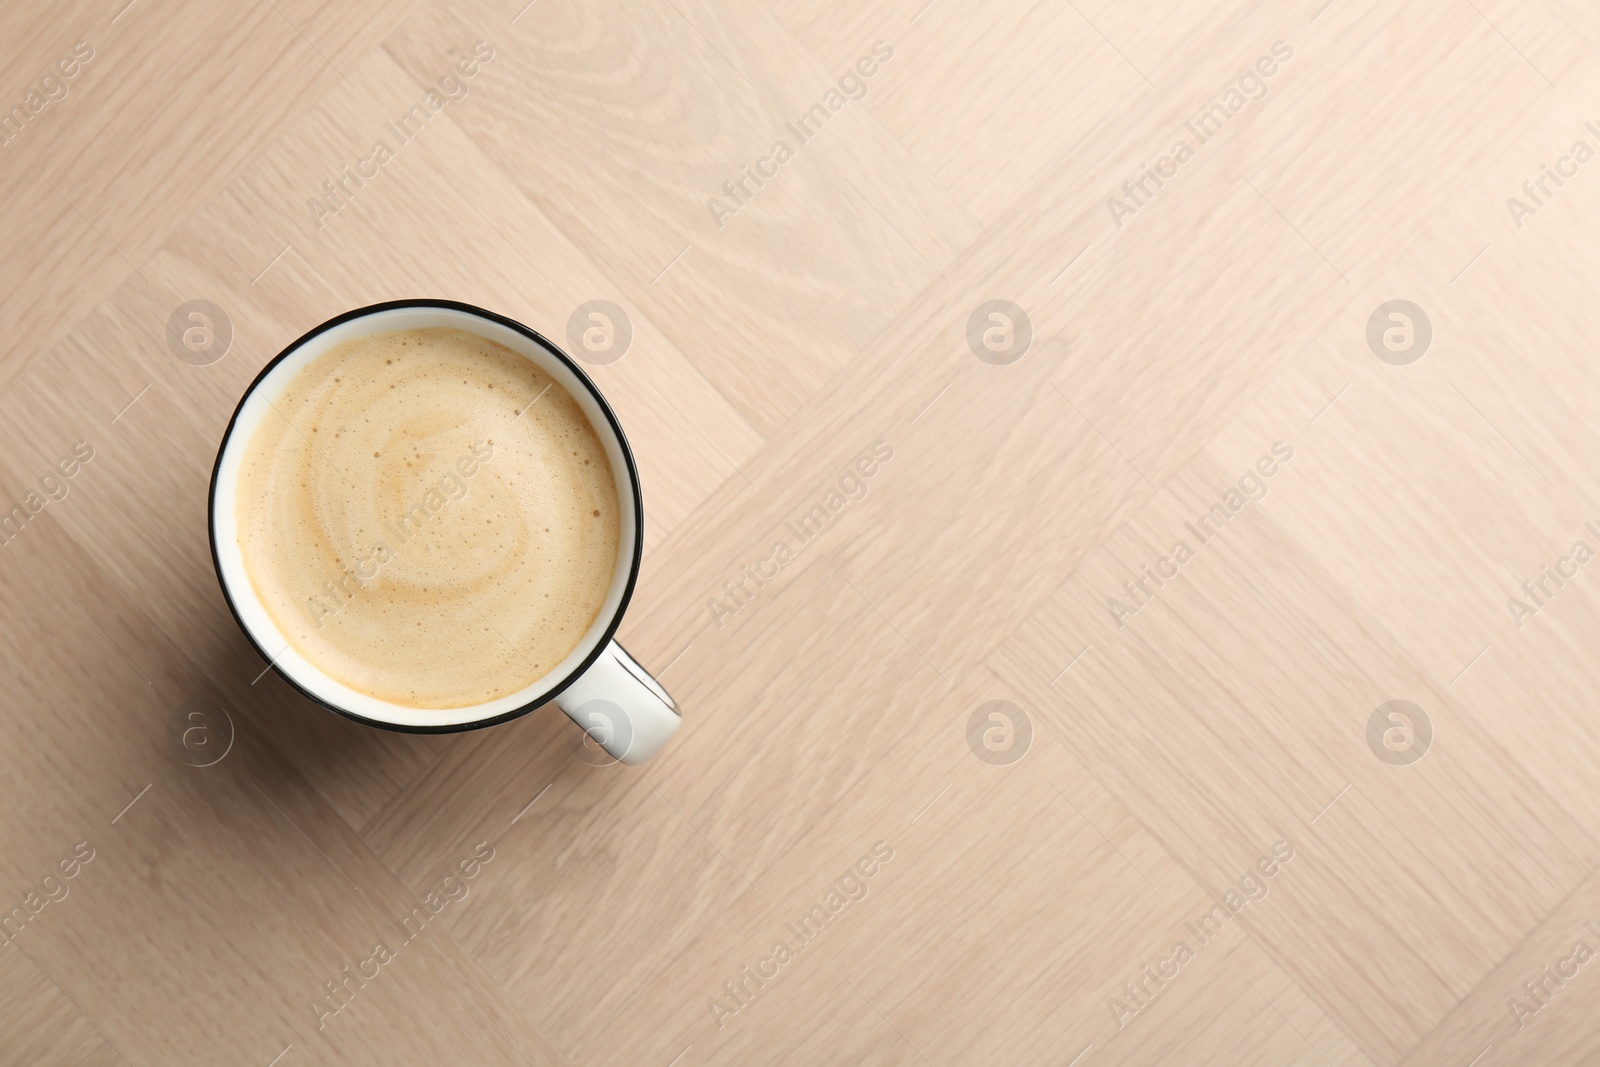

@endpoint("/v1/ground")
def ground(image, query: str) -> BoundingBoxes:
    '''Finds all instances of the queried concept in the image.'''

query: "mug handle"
[552,642,680,764]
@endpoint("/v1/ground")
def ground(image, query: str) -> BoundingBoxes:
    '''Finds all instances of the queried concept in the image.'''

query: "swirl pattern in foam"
[235,327,620,708]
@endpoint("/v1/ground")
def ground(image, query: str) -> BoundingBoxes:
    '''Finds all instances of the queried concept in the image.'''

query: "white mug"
[208,299,679,764]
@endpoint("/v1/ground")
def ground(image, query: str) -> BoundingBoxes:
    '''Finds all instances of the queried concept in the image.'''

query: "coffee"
[234,327,620,708]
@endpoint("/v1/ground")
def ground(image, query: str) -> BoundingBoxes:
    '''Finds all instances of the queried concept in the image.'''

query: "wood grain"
[3,0,1600,1063]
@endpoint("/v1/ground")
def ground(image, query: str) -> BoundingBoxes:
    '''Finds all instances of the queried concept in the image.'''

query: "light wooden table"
[4,0,1600,1063]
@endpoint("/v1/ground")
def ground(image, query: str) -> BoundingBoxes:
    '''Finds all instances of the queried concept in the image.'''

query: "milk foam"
[235,327,620,708]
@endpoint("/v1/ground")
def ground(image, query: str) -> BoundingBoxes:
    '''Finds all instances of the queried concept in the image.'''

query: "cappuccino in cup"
[211,300,679,763]
[234,327,621,709]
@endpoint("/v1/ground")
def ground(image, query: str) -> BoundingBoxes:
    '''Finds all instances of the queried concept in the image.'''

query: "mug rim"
[206,298,645,734]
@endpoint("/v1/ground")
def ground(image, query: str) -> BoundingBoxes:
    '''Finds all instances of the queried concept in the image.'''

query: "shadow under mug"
[207,299,680,764]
